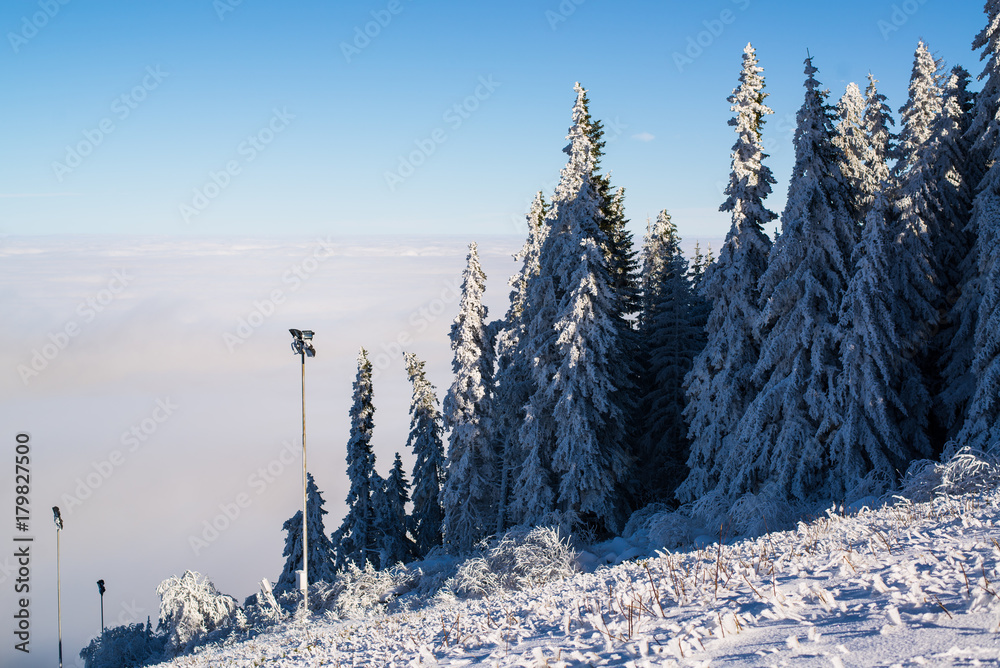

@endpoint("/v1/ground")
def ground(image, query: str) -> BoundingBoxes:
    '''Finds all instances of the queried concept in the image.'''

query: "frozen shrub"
[332,562,409,619]
[647,510,696,550]
[899,448,1000,502]
[449,526,578,598]
[155,570,239,656]
[622,502,673,541]
[79,620,166,668]
[727,485,802,537]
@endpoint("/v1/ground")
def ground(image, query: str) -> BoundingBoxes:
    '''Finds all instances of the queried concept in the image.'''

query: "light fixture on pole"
[97,579,106,635]
[289,328,315,615]
[52,506,63,668]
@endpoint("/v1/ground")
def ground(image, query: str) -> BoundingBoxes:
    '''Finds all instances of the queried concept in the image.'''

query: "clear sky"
[0,0,985,241]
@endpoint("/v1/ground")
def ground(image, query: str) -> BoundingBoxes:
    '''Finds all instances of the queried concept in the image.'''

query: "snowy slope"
[156,486,1000,667]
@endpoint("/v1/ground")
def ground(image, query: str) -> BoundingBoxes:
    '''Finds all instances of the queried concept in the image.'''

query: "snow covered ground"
[156,486,1000,667]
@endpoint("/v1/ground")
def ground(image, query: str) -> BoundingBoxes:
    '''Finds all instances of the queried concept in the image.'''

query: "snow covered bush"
[448,526,578,598]
[155,570,240,656]
[623,502,696,550]
[79,620,166,668]
[899,448,1000,503]
[330,562,410,619]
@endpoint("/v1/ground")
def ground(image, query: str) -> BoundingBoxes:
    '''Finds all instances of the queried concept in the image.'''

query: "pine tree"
[512,82,628,532]
[372,453,415,567]
[404,352,446,555]
[728,56,856,505]
[442,242,495,553]
[638,213,705,500]
[935,67,979,440]
[831,189,929,498]
[679,43,776,505]
[862,73,896,213]
[276,473,337,592]
[331,348,378,570]
[890,41,943,454]
[834,82,868,209]
[955,1,1000,455]
[492,193,548,533]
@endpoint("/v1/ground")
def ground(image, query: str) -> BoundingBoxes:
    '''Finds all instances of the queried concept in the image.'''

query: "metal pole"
[100,592,105,635]
[301,350,308,614]
[57,527,62,668]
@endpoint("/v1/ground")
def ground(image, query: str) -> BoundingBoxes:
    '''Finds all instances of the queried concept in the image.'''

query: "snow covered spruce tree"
[404,352,446,555]
[861,73,897,215]
[726,57,857,516]
[940,63,992,441]
[885,40,944,454]
[491,192,548,533]
[332,348,379,570]
[276,473,337,593]
[512,83,629,534]
[371,453,415,567]
[954,1,1000,455]
[679,42,776,506]
[831,188,931,498]
[441,242,496,554]
[834,82,869,207]
[636,211,706,500]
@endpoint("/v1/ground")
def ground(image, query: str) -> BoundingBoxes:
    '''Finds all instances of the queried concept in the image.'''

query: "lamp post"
[289,329,315,615]
[97,579,106,635]
[52,506,63,668]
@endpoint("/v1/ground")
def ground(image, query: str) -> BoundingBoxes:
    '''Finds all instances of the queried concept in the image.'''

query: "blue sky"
[0,0,984,241]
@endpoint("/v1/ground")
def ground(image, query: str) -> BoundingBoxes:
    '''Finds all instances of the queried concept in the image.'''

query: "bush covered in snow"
[79,620,166,668]
[155,570,240,656]
[448,526,579,598]
[899,448,1000,503]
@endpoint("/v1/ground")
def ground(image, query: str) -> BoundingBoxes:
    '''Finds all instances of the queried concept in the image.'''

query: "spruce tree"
[728,56,856,505]
[638,213,704,500]
[891,41,943,454]
[512,83,628,532]
[831,189,929,498]
[442,242,495,553]
[935,67,979,440]
[492,193,547,532]
[862,73,896,214]
[331,348,378,570]
[834,82,868,210]
[276,473,337,592]
[680,43,776,506]
[372,453,415,567]
[955,2,1000,455]
[404,352,446,554]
